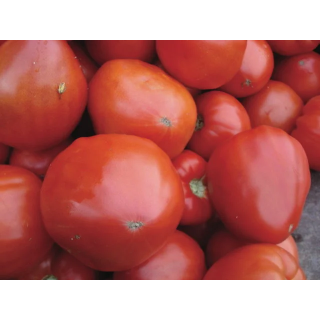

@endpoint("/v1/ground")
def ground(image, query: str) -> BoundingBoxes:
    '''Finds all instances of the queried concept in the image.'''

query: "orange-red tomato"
[268,40,320,56]
[114,230,206,280]
[0,143,10,164]
[242,80,303,133]
[156,40,247,90]
[40,134,184,272]
[88,59,197,159]
[220,40,274,98]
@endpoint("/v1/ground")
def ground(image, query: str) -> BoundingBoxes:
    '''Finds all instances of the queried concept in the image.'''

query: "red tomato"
[206,125,311,244]
[85,40,156,65]
[0,165,53,279]
[0,40,6,46]
[156,40,247,90]
[272,52,320,103]
[114,230,206,280]
[220,40,274,98]
[68,41,99,83]
[291,95,320,171]
[0,143,10,164]
[203,244,305,280]
[172,150,214,225]
[268,40,320,56]
[88,59,197,159]
[9,138,73,179]
[205,224,299,268]
[40,134,184,272]
[242,80,303,133]
[0,40,87,151]
[187,91,251,161]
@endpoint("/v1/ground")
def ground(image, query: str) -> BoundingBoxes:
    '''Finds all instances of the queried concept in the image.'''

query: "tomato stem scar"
[126,221,144,231]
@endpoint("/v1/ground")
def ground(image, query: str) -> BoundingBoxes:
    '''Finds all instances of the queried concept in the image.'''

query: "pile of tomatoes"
[0,40,319,280]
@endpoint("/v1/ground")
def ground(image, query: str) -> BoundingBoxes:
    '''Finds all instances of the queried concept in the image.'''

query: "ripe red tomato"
[0,40,87,151]
[68,41,99,83]
[291,95,320,171]
[40,134,184,272]
[268,40,320,56]
[187,91,251,160]
[220,40,274,98]
[0,40,6,46]
[272,52,320,103]
[0,143,9,164]
[9,138,73,179]
[203,244,305,280]
[88,59,197,159]
[85,40,156,65]
[0,165,53,279]
[172,150,214,225]
[113,230,206,280]
[242,80,303,133]
[156,40,247,90]
[206,125,311,244]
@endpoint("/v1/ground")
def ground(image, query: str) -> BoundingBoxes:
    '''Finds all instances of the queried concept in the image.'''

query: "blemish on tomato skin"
[58,82,66,99]
[75,235,81,240]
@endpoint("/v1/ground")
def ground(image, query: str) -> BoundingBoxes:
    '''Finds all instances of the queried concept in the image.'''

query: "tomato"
[85,40,156,65]
[88,59,197,159]
[156,40,247,90]
[68,41,99,83]
[114,230,206,280]
[205,224,299,268]
[203,244,305,280]
[172,150,214,225]
[40,134,184,272]
[0,143,10,164]
[207,125,310,244]
[9,138,73,179]
[187,91,251,161]
[0,40,87,151]
[0,165,53,279]
[267,40,320,56]
[241,80,303,133]
[220,40,274,98]
[291,95,320,171]
[272,52,320,103]
[0,40,6,46]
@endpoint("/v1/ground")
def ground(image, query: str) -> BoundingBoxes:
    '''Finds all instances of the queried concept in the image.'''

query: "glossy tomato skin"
[187,91,251,161]
[156,40,247,90]
[85,40,156,65]
[207,125,311,244]
[114,230,206,280]
[268,40,320,56]
[203,244,305,280]
[291,96,320,171]
[220,40,274,98]
[41,134,184,272]
[68,41,99,83]
[0,143,10,164]
[0,40,87,151]
[172,150,214,225]
[88,59,197,159]
[9,138,73,179]
[242,80,303,133]
[272,52,320,103]
[0,165,53,279]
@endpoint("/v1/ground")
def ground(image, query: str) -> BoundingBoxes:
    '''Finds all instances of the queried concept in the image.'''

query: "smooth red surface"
[0,40,87,151]
[291,95,320,171]
[85,40,156,65]
[88,59,197,159]
[272,52,320,103]
[220,40,274,98]
[203,244,305,280]
[114,230,206,280]
[172,150,214,225]
[0,143,9,164]
[156,40,247,89]
[40,134,184,272]
[207,125,311,243]
[0,165,53,279]
[268,40,320,56]
[242,80,303,133]
[188,91,251,160]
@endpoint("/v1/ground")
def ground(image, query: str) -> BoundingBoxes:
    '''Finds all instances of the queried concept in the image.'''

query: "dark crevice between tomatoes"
[195,114,204,131]
[126,221,144,231]
[160,117,172,127]
[189,177,206,198]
